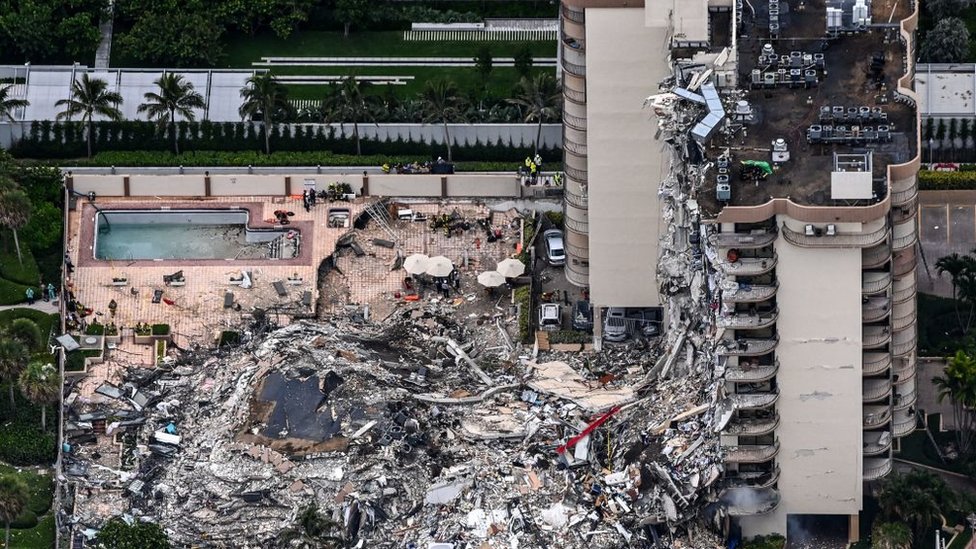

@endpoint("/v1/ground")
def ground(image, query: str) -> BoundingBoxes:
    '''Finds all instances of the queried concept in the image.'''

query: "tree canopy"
[0,0,106,64]
[921,17,971,63]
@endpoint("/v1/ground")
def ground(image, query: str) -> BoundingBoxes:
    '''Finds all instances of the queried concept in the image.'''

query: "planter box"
[104,333,121,345]
[551,343,583,352]
[111,279,128,286]
[133,333,153,345]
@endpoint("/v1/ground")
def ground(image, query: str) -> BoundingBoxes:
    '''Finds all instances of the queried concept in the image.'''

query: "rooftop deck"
[699,0,917,214]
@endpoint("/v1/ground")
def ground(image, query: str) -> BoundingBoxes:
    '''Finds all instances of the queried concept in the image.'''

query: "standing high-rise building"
[560,0,919,540]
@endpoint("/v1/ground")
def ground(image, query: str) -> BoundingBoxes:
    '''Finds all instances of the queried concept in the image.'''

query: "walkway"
[253,56,557,68]
[0,301,59,314]
[94,1,114,68]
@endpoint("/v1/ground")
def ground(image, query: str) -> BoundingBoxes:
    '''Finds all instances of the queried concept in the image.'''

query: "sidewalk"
[0,301,59,314]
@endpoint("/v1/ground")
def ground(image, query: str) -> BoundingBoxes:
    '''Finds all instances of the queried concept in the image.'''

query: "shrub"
[548,330,589,344]
[544,211,564,230]
[0,424,57,466]
[85,321,105,335]
[151,323,170,336]
[8,318,43,351]
[919,169,976,190]
[514,286,532,343]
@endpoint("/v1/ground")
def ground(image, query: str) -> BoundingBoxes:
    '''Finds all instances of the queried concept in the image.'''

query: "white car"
[543,229,565,266]
[538,303,562,331]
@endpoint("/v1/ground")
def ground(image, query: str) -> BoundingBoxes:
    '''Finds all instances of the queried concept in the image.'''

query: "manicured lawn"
[0,464,55,548]
[9,513,55,549]
[220,30,556,67]
[0,230,43,306]
[0,309,60,352]
[280,65,553,101]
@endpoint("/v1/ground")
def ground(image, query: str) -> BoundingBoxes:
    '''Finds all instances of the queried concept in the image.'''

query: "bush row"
[918,169,976,190]
[515,286,532,344]
[10,121,562,163]
[0,423,56,466]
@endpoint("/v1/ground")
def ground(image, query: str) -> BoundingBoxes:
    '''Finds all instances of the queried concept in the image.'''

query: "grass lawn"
[918,293,969,357]
[0,463,54,548]
[948,528,973,549]
[220,30,556,67]
[0,230,43,306]
[9,513,55,549]
[280,65,553,101]
[0,308,60,353]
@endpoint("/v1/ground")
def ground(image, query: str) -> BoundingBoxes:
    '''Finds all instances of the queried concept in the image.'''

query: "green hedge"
[515,286,532,344]
[0,310,58,345]
[0,277,31,306]
[919,169,976,190]
[0,246,40,287]
[10,121,563,163]
[0,385,57,466]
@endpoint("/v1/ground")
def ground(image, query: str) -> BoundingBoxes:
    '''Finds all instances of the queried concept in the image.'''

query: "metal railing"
[892,229,917,251]
[863,353,891,376]
[723,415,780,436]
[709,231,777,249]
[564,215,588,233]
[892,277,917,304]
[563,84,586,104]
[863,378,893,401]
[862,244,891,268]
[893,415,917,437]
[863,407,892,428]
[563,111,586,132]
[863,457,893,480]
[562,58,587,77]
[726,361,779,383]
[563,164,587,183]
[782,224,889,248]
[562,5,585,23]
[862,273,892,294]
[863,327,892,348]
[724,441,780,463]
[563,135,587,156]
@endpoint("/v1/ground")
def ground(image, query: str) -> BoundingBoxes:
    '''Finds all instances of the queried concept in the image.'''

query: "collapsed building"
[561,0,920,542]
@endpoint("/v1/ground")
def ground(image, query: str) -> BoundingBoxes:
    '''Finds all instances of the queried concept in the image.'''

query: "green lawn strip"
[221,31,556,68]
[9,513,55,549]
[918,293,968,357]
[280,66,553,101]
[0,277,31,306]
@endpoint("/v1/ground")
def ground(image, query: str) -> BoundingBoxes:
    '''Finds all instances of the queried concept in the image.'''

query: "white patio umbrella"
[496,258,526,278]
[402,253,429,275]
[425,255,454,277]
[477,270,507,287]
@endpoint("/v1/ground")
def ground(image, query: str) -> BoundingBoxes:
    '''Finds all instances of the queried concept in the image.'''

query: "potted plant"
[104,322,121,345]
[133,322,153,345]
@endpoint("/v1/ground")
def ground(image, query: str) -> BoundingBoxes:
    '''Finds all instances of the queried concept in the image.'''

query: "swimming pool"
[93,209,298,260]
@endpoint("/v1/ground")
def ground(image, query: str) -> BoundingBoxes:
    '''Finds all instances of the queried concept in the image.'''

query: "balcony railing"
[864,352,891,376]
[891,186,918,209]
[564,215,588,234]
[564,84,586,104]
[726,361,779,383]
[782,224,888,248]
[724,467,781,489]
[863,272,892,294]
[862,243,891,269]
[564,240,589,260]
[564,111,586,132]
[563,135,587,156]
[564,181,588,209]
[565,259,589,287]
[718,309,779,330]
[709,231,777,249]
[892,304,915,331]
[863,406,892,428]
[892,329,916,357]
[564,164,586,183]
[863,431,892,456]
[893,414,917,437]
[893,250,917,277]
[729,391,780,410]
[722,284,778,303]
[893,357,916,382]
[724,441,780,463]
[862,297,891,323]
[723,415,779,436]
[562,57,586,77]
[720,487,781,515]
[863,378,893,402]
[892,219,917,252]
[713,255,777,276]
[892,276,917,304]
[863,457,893,480]
[562,4,585,23]
[894,385,918,410]
[863,326,892,348]
[717,337,778,356]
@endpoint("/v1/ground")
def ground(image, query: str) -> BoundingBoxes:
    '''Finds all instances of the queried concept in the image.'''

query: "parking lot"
[918,191,976,298]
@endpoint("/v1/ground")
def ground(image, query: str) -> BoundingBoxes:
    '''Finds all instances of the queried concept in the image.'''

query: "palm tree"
[277,505,343,548]
[319,77,378,156]
[18,361,59,431]
[877,471,956,540]
[871,521,912,549]
[239,73,290,155]
[507,73,562,158]
[55,74,124,159]
[0,84,29,122]
[137,74,205,155]
[0,177,32,265]
[0,340,28,409]
[419,78,466,162]
[936,252,968,329]
[934,349,976,457]
[0,474,28,549]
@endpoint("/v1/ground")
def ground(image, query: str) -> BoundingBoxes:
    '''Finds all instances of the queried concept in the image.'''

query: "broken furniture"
[163,270,186,286]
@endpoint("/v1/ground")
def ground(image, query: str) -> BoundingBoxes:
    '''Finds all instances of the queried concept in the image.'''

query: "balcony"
[564,179,588,209]
[717,337,778,357]
[709,231,777,249]
[863,352,891,376]
[722,283,778,303]
[724,441,780,463]
[863,325,891,349]
[782,224,888,248]
[565,259,589,287]
[892,300,915,331]
[720,487,781,515]
[894,383,918,410]
[564,111,586,132]
[563,133,587,156]
[562,35,585,53]
[863,457,893,481]
[891,185,918,209]
[562,4,585,23]
[891,328,916,357]
[563,75,586,105]
[893,249,917,277]
[718,309,779,330]
[892,272,917,305]
[726,361,779,383]
[562,13,585,40]
[724,466,781,489]
[863,297,891,323]
[893,410,917,437]
[863,378,893,402]
[863,405,892,428]
[893,357,916,383]
[728,390,780,410]
[562,57,586,77]
[863,242,891,269]
[724,415,780,436]
[564,164,586,184]
[863,430,893,456]
[891,218,917,252]
[863,272,892,295]
[713,255,777,276]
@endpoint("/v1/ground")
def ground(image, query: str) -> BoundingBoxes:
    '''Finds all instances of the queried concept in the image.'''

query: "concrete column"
[848,514,859,543]
[123,176,130,197]
[284,176,291,196]
[362,174,369,196]
[593,305,603,351]
[204,173,211,197]
[441,176,448,198]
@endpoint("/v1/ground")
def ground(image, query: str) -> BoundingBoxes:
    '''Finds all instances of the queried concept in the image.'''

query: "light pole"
[928,138,934,166]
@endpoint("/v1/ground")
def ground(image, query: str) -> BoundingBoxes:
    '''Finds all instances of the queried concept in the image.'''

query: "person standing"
[25,287,35,305]
[48,283,56,302]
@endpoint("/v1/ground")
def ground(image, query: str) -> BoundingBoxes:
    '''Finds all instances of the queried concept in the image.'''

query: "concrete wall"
[129,176,206,196]
[210,175,286,196]
[741,227,864,536]
[71,175,125,197]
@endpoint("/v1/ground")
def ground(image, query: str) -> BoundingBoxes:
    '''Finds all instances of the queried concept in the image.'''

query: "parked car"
[538,303,562,331]
[603,307,662,341]
[543,229,565,266]
[572,300,593,332]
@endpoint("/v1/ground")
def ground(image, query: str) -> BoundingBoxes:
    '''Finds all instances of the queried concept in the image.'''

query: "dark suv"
[572,300,593,332]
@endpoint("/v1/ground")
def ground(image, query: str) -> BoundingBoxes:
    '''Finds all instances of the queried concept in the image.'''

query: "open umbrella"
[477,270,506,287]
[425,255,454,277]
[496,258,526,278]
[402,253,429,275]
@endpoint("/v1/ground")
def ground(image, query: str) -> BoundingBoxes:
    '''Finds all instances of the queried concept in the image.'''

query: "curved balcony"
[891,219,917,252]
[863,242,891,269]
[863,378,893,402]
[892,301,915,331]
[564,111,586,133]
[562,36,585,53]
[724,441,780,464]
[562,44,585,67]
[892,328,916,357]
[728,390,780,410]
[714,255,778,276]
[564,214,588,234]
[564,85,586,105]
[863,406,892,429]
[562,57,586,77]
[726,361,779,383]
[894,383,918,411]
[562,13,585,39]
[782,224,888,248]
[863,297,891,323]
[890,175,917,195]
[563,75,586,105]
[892,201,917,225]
[863,325,891,349]
[718,309,779,330]
[564,179,588,209]
[717,338,778,356]
[720,487,781,515]
[724,466,781,489]
[893,249,917,277]
[564,134,587,156]
[863,457,893,481]
[892,273,917,305]
[863,352,891,376]
[863,431,893,456]
[565,259,589,287]
[709,231,777,249]
[891,185,918,209]
[562,4,585,24]
[722,283,778,303]
[724,415,780,436]
[893,357,916,383]
[564,164,586,184]
[863,272,892,295]
[893,411,917,437]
